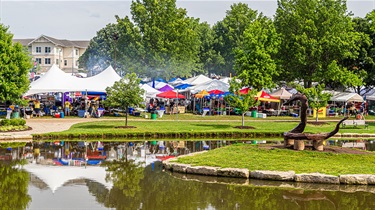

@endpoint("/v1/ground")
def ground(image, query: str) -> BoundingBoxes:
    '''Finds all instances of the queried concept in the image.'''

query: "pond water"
[0,140,375,209]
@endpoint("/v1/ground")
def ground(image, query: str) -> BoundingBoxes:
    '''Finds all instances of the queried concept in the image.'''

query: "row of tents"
[26,64,367,103]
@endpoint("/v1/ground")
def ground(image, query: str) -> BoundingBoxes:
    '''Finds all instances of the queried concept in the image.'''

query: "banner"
[313,107,326,118]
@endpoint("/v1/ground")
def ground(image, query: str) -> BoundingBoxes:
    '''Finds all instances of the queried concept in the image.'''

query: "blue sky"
[1,0,374,40]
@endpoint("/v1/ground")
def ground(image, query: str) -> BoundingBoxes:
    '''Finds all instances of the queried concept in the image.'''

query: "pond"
[0,140,374,209]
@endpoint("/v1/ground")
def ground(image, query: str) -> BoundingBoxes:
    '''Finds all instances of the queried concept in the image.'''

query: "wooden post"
[284,139,294,147]
[313,140,324,151]
[293,140,305,150]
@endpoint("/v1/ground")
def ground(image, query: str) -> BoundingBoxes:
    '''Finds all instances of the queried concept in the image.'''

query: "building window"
[64,60,67,66]
[45,58,51,65]
[76,61,78,66]
[45,47,51,53]
[35,58,41,64]
[56,59,58,64]
[75,49,79,55]
[36,47,41,53]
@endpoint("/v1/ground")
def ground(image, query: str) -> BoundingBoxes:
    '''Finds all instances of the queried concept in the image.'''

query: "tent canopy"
[270,87,292,100]
[158,84,174,92]
[189,79,229,93]
[184,74,212,86]
[25,65,121,96]
[156,90,185,99]
[257,91,280,102]
[195,90,209,98]
[140,84,161,98]
[329,91,363,102]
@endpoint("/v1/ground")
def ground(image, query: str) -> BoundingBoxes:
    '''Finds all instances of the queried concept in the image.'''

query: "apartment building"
[13,35,89,73]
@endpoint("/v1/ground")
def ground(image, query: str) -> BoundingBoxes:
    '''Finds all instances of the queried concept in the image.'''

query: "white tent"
[326,91,364,102]
[77,65,121,92]
[25,64,78,96]
[169,78,184,86]
[25,65,121,95]
[184,74,212,86]
[189,79,229,93]
[140,84,161,98]
[23,163,113,193]
[270,87,292,100]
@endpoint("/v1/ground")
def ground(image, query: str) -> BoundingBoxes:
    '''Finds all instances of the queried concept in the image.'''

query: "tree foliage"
[104,73,145,126]
[0,24,31,104]
[274,0,363,88]
[346,12,375,94]
[80,0,201,79]
[224,79,259,126]
[212,3,258,76]
[0,160,31,210]
[297,84,332,122]
[102,159,144,197]
[196,22,224,76]
[234,14,280,90]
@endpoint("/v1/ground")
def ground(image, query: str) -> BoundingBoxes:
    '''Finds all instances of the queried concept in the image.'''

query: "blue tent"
[175,83,192,89]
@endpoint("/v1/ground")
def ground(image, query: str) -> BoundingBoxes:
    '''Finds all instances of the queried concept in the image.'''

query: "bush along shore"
[163,144,375,185]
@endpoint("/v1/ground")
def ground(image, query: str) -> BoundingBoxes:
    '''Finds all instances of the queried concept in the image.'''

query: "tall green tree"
[79,20,143,77]
[196,22,224,76]
[130,0,201,79]
[345,12,375,94]
[274,0,363,88]
[234,14,280,90]
[297,84,332,122]
[224,79,259,127]
[0,24,32,104]
[213,3,258,76]
[104,73,145,127]
[80,0,201,79]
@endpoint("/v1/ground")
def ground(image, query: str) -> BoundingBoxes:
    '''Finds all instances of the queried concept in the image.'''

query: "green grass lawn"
[175,144,375,175]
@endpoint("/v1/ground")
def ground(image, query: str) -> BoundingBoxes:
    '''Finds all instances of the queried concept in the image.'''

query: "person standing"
[64,99,71,116]
[34,100,41,117]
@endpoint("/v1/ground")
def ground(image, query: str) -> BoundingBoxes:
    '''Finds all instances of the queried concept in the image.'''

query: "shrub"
[10,119,26,126]
[1,119,11,126]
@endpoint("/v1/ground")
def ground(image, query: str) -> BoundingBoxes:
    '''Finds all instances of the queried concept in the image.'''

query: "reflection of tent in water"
[23,163,113,193]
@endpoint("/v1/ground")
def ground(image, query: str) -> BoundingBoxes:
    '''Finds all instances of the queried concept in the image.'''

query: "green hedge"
[1,118,26,126]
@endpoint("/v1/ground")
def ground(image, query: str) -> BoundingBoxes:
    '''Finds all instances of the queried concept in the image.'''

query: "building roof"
[13,35,89,48]
[13,38,34,46]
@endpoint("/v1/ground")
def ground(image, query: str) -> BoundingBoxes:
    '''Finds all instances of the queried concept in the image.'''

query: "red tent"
[239,87,250,94]
[156,90,185,99]
[256,91,280,102]
[209,89,224,95]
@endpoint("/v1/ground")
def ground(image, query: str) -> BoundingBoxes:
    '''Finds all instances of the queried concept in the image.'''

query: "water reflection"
[0,140,374,209]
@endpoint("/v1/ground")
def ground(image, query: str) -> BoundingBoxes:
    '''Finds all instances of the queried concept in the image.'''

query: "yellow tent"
[195,90,209,98]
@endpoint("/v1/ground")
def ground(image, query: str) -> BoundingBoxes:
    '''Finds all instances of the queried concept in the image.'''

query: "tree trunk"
[315,108,319,122]
[242,113,245,127]
[125,107,128,127]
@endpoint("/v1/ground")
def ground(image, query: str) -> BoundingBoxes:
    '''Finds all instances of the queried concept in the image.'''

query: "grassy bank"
[175,144,375,176]
[32,117,375,139]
